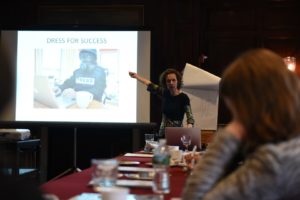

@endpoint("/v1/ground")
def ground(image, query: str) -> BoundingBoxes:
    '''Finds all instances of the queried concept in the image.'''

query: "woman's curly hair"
[159,68,183,89]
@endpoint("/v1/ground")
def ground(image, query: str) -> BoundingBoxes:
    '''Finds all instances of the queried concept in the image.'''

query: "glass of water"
[181,135,191,152]
[144,133,155,152]
[91,158,119,187]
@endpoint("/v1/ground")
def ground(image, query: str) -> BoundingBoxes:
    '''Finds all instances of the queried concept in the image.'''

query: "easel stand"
[50,127,81,181]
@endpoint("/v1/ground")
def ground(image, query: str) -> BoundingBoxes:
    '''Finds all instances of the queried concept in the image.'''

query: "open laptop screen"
[165,127,201,151]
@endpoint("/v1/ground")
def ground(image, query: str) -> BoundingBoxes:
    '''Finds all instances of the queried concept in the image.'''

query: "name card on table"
[124,153,153,158]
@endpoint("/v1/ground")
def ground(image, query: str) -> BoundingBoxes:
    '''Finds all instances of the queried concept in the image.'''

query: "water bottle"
[152,139,170,194]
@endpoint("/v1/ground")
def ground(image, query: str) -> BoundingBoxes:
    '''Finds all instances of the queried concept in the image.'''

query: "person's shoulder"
[241,137,300,200]
[179,92,190,99]
[94,66,107,74]
[252,136,300,169]
[180,92,189,96]
[73,67,82,72]
[258,136,300,155]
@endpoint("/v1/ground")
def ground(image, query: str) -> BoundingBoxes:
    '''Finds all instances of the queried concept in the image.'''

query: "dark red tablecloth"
[41,154,189,200]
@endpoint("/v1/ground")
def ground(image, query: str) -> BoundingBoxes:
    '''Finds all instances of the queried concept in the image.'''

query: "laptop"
[165,127,201,151]
[34,75,75,108]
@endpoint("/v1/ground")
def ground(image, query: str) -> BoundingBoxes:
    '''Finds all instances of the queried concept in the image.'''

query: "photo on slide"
[33,48,120,109]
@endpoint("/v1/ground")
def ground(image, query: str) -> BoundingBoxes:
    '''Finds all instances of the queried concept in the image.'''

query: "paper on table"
[91,179,153,189]
[119,161,141,166]
[124,153,153,158]
[71,193,162,199]
[69,193,100,200]
[118,166,154,172]
[116,179,153,188]
[123,173,154,180]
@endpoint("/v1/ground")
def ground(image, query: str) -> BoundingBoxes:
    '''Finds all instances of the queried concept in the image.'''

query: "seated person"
[182,48,300,200]
[0,47,44,200]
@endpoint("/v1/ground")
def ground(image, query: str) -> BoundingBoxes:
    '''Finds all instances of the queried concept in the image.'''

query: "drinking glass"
[181,135,191,152]
[91,158,119,187]
[144,133,155,152]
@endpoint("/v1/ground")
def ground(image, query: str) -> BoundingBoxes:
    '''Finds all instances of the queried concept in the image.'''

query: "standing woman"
[129,68,195,138]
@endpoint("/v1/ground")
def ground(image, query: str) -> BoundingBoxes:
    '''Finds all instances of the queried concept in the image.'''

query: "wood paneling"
[201,130,216,146]
[204,34,258,76]
[200,0,300,124]
[38,5,144,26]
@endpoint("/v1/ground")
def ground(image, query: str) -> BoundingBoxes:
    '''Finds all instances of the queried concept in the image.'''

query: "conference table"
[41,151,190,200]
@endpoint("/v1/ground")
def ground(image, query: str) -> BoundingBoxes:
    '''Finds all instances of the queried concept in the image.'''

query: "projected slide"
[1,30,150,123]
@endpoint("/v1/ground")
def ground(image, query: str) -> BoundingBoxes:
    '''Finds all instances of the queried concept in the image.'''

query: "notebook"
[34,75,75,108]
[165,127,201,151]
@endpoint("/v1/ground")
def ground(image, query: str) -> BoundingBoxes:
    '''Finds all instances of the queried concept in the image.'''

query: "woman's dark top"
[147,83,194,137]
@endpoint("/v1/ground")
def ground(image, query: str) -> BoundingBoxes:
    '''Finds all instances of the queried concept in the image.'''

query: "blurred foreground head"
[0,47,13,112]
[220,48,300,148]
[0,49,44,200]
